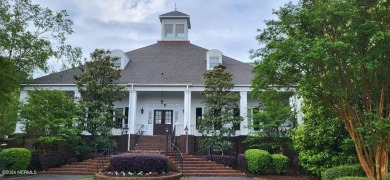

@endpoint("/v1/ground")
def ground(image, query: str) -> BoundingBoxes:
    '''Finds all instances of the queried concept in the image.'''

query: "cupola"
[159,10,191,41]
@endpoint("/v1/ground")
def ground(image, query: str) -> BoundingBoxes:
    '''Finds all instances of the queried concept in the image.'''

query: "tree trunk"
[375,145,388,180]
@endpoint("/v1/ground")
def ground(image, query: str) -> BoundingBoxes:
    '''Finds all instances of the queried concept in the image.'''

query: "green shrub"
[271,154,289,174]
[335,177,374,180]
[244,149,271,174]
[0,148,32,171]
[322,164,365,180]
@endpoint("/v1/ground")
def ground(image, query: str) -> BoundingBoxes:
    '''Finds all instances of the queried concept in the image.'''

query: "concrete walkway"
[0,174,92,180]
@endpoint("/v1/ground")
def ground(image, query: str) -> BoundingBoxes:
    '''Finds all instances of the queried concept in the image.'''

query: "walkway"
[1,174,253,180]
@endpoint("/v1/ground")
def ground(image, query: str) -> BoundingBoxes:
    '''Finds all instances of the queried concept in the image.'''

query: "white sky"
[31,0,298,77]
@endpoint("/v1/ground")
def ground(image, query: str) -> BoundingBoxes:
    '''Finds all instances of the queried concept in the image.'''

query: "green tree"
[197,65,243,155]
[252,1,390,179]
[74,49,125,152]
[19,90,80,154]
[0,0,81,138]
[0,57,19,138]
[245,90,296,153]
[292,99,357,176]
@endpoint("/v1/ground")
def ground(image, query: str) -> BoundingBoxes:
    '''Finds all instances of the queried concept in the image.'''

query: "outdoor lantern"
[141,108,144,114]
[165,127,169,133]
[184,126,189,135]
[122,126,129,134]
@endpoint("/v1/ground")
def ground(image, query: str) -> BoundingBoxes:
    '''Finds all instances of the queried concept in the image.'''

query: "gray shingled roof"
[159,11,191,29]
[31,42,254,86]
[160,11,189,17]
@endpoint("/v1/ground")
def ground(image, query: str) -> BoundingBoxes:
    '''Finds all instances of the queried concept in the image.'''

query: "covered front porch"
[110,84,258,151]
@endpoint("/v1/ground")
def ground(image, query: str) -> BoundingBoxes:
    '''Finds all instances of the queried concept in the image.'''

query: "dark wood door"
[153,110,173,135]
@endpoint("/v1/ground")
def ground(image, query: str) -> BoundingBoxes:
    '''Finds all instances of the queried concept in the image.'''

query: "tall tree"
[19,90,80,154]
[197,65,243,154]
[0,57,19,138]
[252,0,390,179]
[0,0,81,77]
[0,0,81,138]
[74,49,125,152]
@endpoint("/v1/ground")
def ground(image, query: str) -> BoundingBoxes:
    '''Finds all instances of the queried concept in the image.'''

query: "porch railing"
[175,125,198,136]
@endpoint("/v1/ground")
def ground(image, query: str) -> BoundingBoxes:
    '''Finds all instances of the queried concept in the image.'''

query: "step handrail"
[132,125,144,150]
[96,147,110,173]
[170,143,184,175]
[171,125,176,148]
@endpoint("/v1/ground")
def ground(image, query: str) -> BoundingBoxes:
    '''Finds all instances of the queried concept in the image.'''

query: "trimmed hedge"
[244,149,271,174]
[110,153,168,173]
[39,151,67,169]
[204,155,237,168]
[238,154,248,172]
[0,148,31,171]
[322,164,365,180]
[271,154,289,174]
[335,177,375,180]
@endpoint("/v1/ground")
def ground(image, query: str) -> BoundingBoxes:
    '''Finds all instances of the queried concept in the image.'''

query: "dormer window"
[110,49,129,70]
[206,49,223,70]
[209,57,220,69]
[113,57,121,69]
[164,24,174,37]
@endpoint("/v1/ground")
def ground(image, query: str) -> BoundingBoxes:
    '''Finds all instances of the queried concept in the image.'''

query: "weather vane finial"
[174,3,177,11]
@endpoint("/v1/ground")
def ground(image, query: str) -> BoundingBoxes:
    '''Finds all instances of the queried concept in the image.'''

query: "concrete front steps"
[168,153,246,177]
[42,157,109,175]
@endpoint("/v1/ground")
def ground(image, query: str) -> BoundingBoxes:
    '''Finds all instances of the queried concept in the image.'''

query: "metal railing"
[171,125,176,149]
[132,125,144,150]
[170,143,184,175]
[96,147,110,173]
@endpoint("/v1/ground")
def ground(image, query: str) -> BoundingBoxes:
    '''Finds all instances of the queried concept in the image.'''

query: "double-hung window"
[164,24,174,37]
[175,24,185,38]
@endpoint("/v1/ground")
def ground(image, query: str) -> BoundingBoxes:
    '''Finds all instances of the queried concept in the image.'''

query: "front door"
[153,110,173,135]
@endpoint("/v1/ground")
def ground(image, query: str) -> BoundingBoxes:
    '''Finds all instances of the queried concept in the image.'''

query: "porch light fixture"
[184,125,189,154]
[161,91,164,104]
[141,108,144,114]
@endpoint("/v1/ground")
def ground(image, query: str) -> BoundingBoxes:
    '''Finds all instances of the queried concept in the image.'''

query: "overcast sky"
[31,0,297,76]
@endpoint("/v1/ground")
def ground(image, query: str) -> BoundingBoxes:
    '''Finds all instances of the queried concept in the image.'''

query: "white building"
[17,11,261,151]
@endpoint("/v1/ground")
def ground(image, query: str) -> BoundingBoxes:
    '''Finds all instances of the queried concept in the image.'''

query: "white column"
[240,91,248,135]
[187,91,192,134]
[183,90,192,134]
[129,91,137,134]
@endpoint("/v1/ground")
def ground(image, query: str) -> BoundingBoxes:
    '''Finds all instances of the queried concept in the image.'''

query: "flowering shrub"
[105,171,160,177]
[204,155,237,168]
[110,153,168,173]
